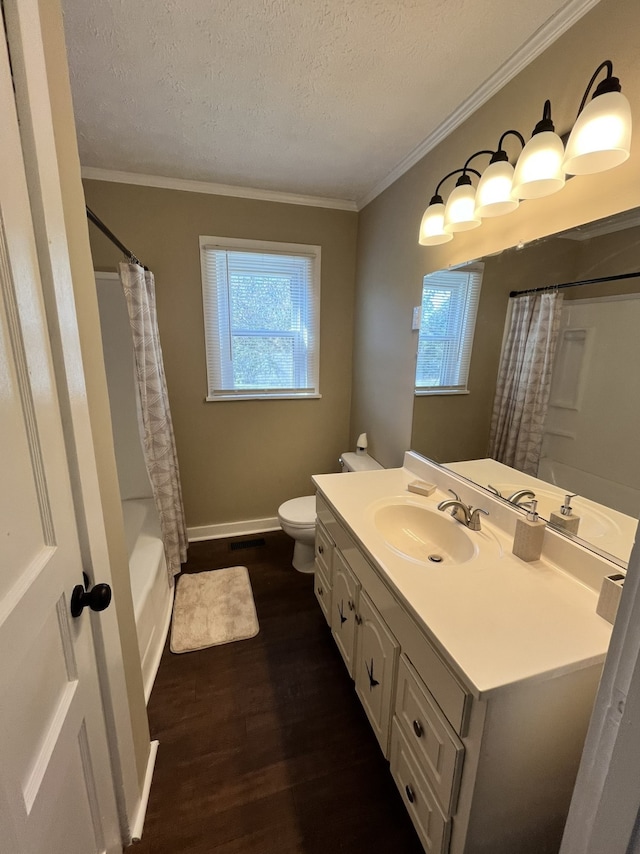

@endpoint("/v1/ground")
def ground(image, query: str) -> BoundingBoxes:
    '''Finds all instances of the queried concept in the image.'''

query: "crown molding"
[81,167,358,212]
[356,0,603,210]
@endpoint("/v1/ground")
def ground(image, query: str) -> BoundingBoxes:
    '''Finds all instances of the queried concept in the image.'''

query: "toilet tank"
[339,452,383,472]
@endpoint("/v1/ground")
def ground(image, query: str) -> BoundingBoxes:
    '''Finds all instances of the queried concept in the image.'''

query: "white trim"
[130,740,159,843]
[188,516,281,542]
[357,0,603,209]
[81,166,358,212]
[206,393,322,402]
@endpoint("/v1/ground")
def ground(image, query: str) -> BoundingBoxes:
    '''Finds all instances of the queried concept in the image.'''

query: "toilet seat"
[278,495,316,529]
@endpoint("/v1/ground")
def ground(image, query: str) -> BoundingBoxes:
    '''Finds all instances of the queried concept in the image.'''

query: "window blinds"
[201,242,320,400]
[415,266,483,393]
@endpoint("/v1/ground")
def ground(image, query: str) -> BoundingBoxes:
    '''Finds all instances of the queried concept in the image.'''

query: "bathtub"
[122,498,173,703]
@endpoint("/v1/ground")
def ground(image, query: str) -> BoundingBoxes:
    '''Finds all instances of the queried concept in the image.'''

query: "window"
[200,236,321,400]
[415,264,483,395]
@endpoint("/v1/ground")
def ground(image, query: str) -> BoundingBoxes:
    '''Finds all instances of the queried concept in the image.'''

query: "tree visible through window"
[200,237,321,400]
[415,265,483,394]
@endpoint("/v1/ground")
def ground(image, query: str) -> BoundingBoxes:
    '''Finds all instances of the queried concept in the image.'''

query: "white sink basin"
[372,500,477,565]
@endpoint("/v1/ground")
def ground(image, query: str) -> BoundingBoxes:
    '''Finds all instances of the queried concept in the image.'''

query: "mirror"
[411,206,640,567]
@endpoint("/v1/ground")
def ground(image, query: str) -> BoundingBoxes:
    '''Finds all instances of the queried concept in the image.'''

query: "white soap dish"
[407,479,436,497]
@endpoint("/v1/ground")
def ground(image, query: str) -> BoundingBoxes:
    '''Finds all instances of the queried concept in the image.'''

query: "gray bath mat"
[170,566,259,653]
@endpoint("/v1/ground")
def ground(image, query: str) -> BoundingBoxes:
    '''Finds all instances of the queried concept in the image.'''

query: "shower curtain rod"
[510,270,640,298]
[86,205,147,269]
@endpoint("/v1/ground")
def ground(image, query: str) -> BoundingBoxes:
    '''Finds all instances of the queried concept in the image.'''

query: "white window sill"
[414,388,470,397]
[206,393,322,402]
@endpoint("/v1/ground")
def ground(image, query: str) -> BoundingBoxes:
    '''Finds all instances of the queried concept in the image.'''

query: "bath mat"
[170,566,259,653]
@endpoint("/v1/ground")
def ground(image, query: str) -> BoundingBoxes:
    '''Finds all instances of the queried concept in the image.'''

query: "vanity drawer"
[314,564,331,625]
[395,656,464,817]
[390,720,451,854]
[315,520,333,580]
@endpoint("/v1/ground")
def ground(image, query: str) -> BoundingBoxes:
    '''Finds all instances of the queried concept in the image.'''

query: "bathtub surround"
[170,566,259,653]
[119,262,188,579]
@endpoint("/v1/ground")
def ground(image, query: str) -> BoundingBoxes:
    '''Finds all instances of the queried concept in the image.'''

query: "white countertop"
[313,456,614,698]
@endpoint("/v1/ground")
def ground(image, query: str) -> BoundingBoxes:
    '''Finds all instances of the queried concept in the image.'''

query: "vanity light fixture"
[563,60,632,175]
[512,101,566,199]
[418,59,632,247]
[474,131,525,217]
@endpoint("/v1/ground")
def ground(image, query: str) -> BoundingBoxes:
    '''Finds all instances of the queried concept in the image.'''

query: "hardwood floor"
[134,531,424,853]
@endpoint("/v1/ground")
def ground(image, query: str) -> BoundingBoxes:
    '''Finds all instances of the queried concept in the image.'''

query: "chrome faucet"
[506,489,536,506]
[437,489,489,531]
[488,485,536,506]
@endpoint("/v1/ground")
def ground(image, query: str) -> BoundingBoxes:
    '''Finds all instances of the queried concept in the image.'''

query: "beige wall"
[84,180,358,528]
[37,0,150,786]
[352,0,640,468]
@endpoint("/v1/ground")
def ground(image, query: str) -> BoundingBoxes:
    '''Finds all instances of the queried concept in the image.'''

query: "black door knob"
[70,581,112,618]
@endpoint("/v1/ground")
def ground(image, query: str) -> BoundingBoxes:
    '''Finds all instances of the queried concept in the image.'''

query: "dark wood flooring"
[134,531,424,853]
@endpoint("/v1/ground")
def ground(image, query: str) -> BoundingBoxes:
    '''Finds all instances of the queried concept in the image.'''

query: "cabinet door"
[354,591,399,758]
[330,550,360,677]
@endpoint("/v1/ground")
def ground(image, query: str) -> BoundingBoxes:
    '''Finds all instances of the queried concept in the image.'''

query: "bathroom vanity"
[312,452,614,854]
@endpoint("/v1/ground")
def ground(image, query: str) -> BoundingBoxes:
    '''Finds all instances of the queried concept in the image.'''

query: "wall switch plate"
[412,306,421,330]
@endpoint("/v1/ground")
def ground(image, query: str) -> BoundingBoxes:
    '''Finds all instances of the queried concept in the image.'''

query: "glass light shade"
[474,160,519,218]
[418,202,453,245]
[512,131,565,199]
[443,183,481,233]
[562,90,632,175]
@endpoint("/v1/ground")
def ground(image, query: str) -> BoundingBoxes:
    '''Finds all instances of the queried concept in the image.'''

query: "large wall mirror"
[411,205,640,567]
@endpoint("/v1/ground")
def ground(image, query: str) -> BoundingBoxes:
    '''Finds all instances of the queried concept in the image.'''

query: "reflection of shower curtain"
[488,292,563,476]
[119,262,187,581]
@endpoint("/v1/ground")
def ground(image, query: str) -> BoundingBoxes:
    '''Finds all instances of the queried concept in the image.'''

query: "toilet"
[278,451,383,573]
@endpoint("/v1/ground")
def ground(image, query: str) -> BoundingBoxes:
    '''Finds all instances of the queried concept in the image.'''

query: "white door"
[0,17,121,854]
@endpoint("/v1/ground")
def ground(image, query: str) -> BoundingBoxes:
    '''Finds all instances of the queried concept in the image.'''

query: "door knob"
[70,581,112,618]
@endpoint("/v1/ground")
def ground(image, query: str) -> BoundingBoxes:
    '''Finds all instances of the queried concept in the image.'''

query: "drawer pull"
[412,719,423,738]
[355,614,362,625]
[318,544,324,554]
[348,599,355,611]
[317,586,323,596]
[405,784,415,804]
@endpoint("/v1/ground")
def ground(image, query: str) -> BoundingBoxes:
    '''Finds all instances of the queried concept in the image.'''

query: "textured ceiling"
[62,0,578,204]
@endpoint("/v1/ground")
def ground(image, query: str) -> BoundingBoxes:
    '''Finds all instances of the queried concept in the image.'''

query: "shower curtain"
[488,291,563,476]
[119,262,187,581]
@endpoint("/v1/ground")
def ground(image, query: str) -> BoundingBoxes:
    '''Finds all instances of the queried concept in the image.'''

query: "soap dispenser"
[549,494,580,535]
[512,500,546,562]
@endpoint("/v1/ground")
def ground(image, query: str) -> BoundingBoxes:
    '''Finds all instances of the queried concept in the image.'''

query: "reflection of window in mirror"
[415,263,483,395]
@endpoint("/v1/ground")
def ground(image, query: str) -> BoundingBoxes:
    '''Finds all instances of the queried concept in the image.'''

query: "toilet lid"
[279,495,316,528]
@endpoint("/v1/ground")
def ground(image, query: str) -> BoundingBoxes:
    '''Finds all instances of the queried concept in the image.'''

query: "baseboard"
[187,516,281,542]
[130,740,159,843]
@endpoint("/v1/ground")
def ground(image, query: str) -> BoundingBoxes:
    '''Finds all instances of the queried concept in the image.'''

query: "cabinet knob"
[413,719,423,738]
[405,784,415,804]
[318,544,324,554]
[355,614,362,625]
[317,586,323,596]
